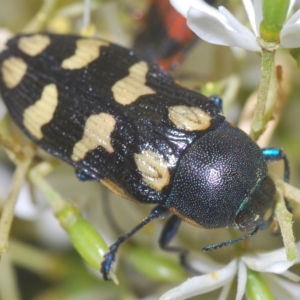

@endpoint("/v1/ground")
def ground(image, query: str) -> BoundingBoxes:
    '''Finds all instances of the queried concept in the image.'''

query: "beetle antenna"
[202,227,259,251]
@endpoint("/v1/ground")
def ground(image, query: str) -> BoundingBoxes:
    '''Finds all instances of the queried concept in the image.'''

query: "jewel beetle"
[0,33,290,280]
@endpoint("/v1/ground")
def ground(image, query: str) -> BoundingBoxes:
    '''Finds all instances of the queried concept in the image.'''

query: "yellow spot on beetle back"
[1,57,27,88]
[18,35,51,56]
[112,61,156,105]
[134,150,170,191]
[168,106,212,131]
[61,39,109,69]
[71,113,116,161]
[23,84,58,139]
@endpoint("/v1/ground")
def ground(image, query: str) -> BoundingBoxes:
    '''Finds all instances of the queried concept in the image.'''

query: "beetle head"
[234,176,276,231]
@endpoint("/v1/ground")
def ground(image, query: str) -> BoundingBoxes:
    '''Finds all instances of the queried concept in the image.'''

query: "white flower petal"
[252,0,263,35]
[275,276,300,298]
[190,253,224,273]
[159,260,237,300]
[264,273,300,299]
[14,183,40,220]
[288,0,297,15]
[281,26,300,47]
[281,9,300,48]
[236,260,247,300]
[187,7,260,51]
[283,7,300,26]
[170,0,191,18]
[170,0,219,18]
[241,242,300,273]
[218,280,233,300]
[281,270,300,282]
[242,0,260,35]
[219,6,255,38]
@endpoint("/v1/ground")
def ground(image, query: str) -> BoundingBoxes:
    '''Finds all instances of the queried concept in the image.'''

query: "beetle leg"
[101,205,170,280]
[262,148,290,182]
[209,95,223,112]
[262,147,292,233]
[159,215,198,274]
[75,169,95,181]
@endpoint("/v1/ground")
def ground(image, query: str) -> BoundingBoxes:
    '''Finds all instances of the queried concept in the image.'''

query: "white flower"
[159,242,300,300]
[170,0,300,51]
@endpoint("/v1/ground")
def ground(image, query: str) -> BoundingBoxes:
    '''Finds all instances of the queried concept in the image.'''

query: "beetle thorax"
[165,121,270,229]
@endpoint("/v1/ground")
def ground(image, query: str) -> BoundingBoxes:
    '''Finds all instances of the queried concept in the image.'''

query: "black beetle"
[0,33,289,279]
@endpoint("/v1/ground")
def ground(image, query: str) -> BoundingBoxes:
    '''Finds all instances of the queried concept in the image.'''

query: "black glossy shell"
[0,33,273,231]
[0,33,224,206]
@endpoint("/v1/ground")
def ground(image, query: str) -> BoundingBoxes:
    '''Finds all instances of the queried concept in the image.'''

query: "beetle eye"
[261,176,276,197]
[235,209,258,231]
[235,176,276,231]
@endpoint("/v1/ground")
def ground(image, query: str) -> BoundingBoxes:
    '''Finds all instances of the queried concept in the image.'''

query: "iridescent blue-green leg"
[262,148,290,182]
[262,147,291,229]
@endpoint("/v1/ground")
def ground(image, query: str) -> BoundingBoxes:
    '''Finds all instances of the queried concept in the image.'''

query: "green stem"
[250,49,276,141]
[22,0,58,33]
[260,0,290,43]
[28,161,66,213]
[275,183,297,261]
[279,181,300,204]
[10,239,63,277]
[28,161,118,283]
[0,252,21,300]
[0,147,34,255]
[0,133,23,160]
